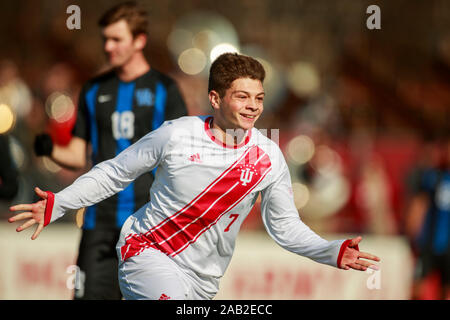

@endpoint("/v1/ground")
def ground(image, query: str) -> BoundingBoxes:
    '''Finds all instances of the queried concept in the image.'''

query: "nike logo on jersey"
[98,94,112,103]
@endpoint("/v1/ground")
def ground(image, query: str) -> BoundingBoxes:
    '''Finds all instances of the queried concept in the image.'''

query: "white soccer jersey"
[45,115,347,297]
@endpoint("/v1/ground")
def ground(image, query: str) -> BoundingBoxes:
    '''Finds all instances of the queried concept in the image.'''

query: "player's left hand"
[8,187,47,240]
[340,236,380,271]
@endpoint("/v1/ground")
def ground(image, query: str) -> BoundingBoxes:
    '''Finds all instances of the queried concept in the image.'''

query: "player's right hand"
[8,187,47,240]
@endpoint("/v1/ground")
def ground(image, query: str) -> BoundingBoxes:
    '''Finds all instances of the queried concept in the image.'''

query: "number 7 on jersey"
[224,214,239,232]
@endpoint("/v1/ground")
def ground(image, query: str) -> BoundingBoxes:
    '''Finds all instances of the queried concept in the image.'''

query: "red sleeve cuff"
[43,191,55,227]
[337,239,360,268]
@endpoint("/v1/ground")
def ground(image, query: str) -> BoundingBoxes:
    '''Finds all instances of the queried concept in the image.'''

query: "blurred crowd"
[0,0,449,299]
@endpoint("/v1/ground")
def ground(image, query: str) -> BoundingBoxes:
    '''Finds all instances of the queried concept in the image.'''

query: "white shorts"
[118,247,215,300]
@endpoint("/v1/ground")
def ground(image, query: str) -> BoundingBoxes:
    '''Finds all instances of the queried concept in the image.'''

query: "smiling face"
[209,77,265,132]
[101,19,146,68]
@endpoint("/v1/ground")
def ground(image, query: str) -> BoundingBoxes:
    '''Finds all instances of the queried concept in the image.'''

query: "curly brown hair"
[98,1,148,38]
[208,53,265,98]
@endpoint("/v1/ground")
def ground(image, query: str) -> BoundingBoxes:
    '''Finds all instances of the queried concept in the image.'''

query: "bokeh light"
[0,103,16,134]
[311,145,342,175]
[193,30,220,52]
[286,134,315,165]
[292,182,310,209]
[45,92,75,123]
[287,61,321,98]
[178,48,207,75]
[210,43,239,62]
[167,28,194,59]
[168,11,240,76]
[8,135,25,170]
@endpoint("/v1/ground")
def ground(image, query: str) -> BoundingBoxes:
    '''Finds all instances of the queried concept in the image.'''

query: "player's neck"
[210,118,248,147]
[116,52,150,82]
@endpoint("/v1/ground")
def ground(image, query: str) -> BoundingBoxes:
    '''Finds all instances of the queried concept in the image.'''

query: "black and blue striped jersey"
[72,68,187,230]
[417,168,450,255]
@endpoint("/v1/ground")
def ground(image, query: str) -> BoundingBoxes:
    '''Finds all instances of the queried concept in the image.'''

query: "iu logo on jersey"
[238,164,258,186]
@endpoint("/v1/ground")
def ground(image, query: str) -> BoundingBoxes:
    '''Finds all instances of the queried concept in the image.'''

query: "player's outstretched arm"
[339,236,380,271]
[8,187,48,240]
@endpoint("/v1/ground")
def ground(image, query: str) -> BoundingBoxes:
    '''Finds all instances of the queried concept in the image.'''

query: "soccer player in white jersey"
[9,53,380,300]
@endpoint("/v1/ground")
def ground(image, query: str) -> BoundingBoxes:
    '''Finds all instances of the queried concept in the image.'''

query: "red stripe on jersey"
[120,146,253,260]
[126,145,252,240]
[121,145,271,260]
[172,163,272,257]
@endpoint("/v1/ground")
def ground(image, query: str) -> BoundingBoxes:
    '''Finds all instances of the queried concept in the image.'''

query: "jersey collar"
[204,116,252,149]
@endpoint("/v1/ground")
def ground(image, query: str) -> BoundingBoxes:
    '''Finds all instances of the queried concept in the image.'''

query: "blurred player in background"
[33,1,187,299]
[10,53,379,300]
[405,136,450,300]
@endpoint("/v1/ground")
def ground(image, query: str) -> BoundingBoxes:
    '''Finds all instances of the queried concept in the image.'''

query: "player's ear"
[133,33,147,50]
[208,90,221,110]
